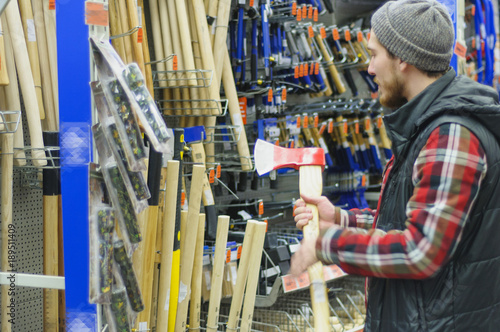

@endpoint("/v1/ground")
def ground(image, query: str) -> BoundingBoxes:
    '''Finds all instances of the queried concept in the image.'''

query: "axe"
[254,139,330,331]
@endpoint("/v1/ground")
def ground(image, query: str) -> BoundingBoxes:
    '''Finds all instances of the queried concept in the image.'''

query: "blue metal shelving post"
[57,1,96,330]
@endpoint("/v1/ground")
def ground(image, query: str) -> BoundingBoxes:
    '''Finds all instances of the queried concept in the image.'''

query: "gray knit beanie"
[371,0,454,71]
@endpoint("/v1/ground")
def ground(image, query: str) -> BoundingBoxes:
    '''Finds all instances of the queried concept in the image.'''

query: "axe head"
[254,139,325,176]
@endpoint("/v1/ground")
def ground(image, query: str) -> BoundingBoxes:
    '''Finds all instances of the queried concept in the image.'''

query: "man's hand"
[289,234,319,276]
[294,194,336,230]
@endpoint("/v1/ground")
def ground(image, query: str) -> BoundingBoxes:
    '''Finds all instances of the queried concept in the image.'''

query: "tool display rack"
[0,1,465,331]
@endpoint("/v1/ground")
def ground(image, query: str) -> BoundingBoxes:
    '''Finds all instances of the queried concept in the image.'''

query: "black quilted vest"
[365,69,500,331]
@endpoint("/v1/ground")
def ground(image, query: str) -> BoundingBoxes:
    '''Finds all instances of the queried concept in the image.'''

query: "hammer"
[254,139,331,331]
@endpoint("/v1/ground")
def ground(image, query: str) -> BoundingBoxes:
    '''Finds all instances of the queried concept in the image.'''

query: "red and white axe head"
[254,139,325,176]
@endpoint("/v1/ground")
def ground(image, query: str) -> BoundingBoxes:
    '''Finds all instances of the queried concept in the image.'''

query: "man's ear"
[399,60,409,72]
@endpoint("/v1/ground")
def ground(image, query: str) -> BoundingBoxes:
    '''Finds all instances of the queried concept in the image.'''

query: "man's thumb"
[300,193,325,205]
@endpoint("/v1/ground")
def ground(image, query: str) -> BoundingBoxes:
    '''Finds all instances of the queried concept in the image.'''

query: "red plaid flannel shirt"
[316,123,487,279]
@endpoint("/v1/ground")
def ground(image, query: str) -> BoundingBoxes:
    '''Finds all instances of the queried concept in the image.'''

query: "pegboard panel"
[0,108,45,330]
[0,170,44,331]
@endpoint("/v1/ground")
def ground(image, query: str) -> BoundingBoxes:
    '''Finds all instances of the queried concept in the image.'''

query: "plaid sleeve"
[317,124,487,279]
[336,207,375,230]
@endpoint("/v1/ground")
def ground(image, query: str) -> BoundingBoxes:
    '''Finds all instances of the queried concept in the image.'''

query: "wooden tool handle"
[1,133,14,332]
[0,19,9,85]
[32,0,57,131]
[108,0,127,62]
[5,0,46,166]
[43,0,58,115]
[222,49,253,171]
[157,160,180,332]
[19,0,45,120]
[125,0,146,76]
[239,222,267,332]
[115,0,133,63]
[378,118,392,150]
[175,164,206,331]
[299,165,330,332]
[189,213,206,331]
[206,215,230,332]
[212,0,231,86]
[226,220,258,330]
[2,16,27,165]
[138,0,154,95]
[314,35,346,94]
[174,0,197,85]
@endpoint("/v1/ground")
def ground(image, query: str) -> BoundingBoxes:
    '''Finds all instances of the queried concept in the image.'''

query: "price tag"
[226,250,231,263]
[209,169,215,184]
[302,5,307,19]
[344,29,351,41]
[249,0,255,6]
[357,31,364,43]
[181,191,186,206]
[328,120,334,133]
[264,219,268,232]
[303,115,309,128]
[282,274,300,293]
[258,200,264,215]
[308,26,314,39]
[454,41,467,59]
[377,116,382,129]
[365,118,371,130]
[137,27,143,43]
[319,122,326,136]
[237,246,242,259]
[296,116,301,128]
[315,62,319,75]
[173,55,178,71]
[319,27,327,40]
[49,0,56,10]
[216,164,221,178]
[355,121,359,134]
[85,2,109,27]
[313,8,318,22]
[304,63,309,76]
[361,174,366,187]
[308,5,313,19]
[313,114,319,128]
[294,66,299,78]
[296,7,302,21]
[267,88,273,103]
[299,63,304,77]
[292,2,297,15]
[343,121,348,135]
[238,97,247,125]
[332,28,340,41]
[282,88,287,102]
[309,62,314,75]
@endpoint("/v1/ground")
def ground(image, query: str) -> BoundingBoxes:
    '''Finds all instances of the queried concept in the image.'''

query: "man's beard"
[377,73,407,109]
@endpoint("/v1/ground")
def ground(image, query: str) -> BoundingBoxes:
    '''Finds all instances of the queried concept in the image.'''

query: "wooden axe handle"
[206,215,230,332]
[1,133,14,332]
[108,0,127,62]
[19,0,45,120]
[222,48,253,171]
[206,0,219,46]
[174,0,197,85]
[32,0,57,131]
[138,0,154,95]
[175,165,206,331]
[115,0,133,63]
[0,19,9,85]
[189,213,206,331]
[157,160,180,332]
[226,220,258,330]
[2,16,27,165]
[5,0,46,166]
[43,0,58,115]
[314,34,346,94]
[125,0,146,76]
[239,222,267,332]
[212,0,231,86]
[299,165,330,331]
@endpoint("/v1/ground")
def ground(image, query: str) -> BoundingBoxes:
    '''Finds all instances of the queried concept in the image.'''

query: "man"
[291,0,500,331]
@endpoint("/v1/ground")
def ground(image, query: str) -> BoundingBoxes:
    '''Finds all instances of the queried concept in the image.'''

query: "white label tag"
[27,19,36,42]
